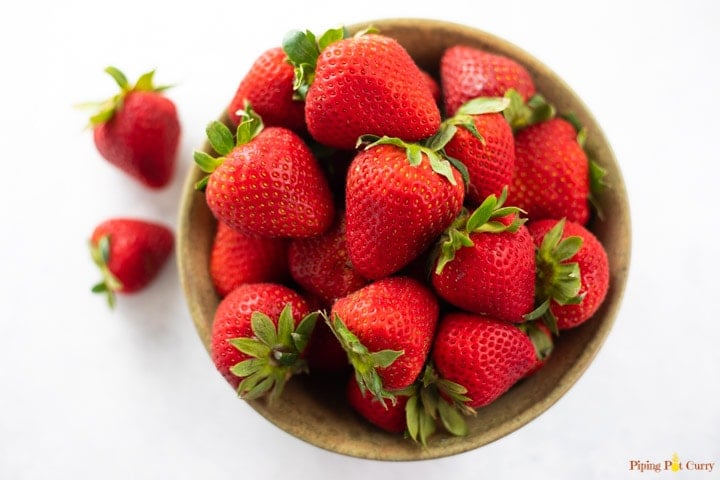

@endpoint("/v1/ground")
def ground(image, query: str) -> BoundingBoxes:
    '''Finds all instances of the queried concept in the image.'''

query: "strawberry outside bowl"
[177,18,631,461]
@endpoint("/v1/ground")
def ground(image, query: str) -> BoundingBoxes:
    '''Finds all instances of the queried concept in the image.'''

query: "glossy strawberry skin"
[209,221,289,297]
[443,112,515,206]
[331,277,439,390]
[432,313,536,408]
[508,118,590,224]
[288,215,367,304]
[90,218,173,293]
[345,144,465,280]
[205,126,334,238]
[227,47,306,133]
[440,45,536,117]
[305,34,441,149]
[93,91,180,189]
[527,219,610,329]
[346,377,409,433]
[210,283,310,389]
[432,225,536,323]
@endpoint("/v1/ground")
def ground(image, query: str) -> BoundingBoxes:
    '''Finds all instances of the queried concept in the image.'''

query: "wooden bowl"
[177,18,631,460]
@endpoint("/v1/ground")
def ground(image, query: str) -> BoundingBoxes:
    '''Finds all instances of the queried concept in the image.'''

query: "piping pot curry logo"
[629,453,716,473]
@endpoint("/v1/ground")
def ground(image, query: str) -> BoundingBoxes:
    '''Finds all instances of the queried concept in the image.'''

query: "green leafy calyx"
[89,234,123,309]
[193,102,264,190]
[525,218,584,334]
[404,363,476,446]
[357,134,461,186]
[502,89,556,132]
[228,304,318,404]
[282,26,348,100]
[85,66,172,127]
[323,312,402,408]
[434,187,526,275]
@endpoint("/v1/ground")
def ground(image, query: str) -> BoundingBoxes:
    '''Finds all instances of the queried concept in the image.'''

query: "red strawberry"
[328,277,439,400]
[431,190,535,323]
[195,106,334,238]
[440,45,536,117]
[346,377,409,434]
[440,97,516,206]
[284,28,441,149]
[432,313,536,408]
[507,117,591,224]
[345,137,465,279]
[527,218,610,330]
[88,67,180,189]
[209,221,289,297]
[210,283,317,401]
[226,47,306,133]
[288,215,367,304]
[89,218,173,307]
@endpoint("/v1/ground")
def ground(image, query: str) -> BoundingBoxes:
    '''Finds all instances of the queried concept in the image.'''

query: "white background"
[1,0,718,478]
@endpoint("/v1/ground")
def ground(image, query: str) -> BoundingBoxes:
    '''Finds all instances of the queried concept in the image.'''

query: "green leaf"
[276,304,295,347]
[193,150,223,173]
[104,66,130,90]
[229,358,265,378]
[523,299,550,321]
[417,409,437,446]
[370,349,404,369]
[317,26,346,50]
[194,175,210,191]
[291,311,319,353]
[235,102,264,145]
[205,121,235,156]
[228,337,271,358]
[250,312,278,347]
[282,29,320,67]
[134,70,156,91]
[406,144,423,166]
[427,152,457,185]
[444,154,470,187]
[466,194,497,232]
[405,395,420,442]
[425,123,457,151]
[554,236,583,262]
[240,374,275,400]
[456,96,510,116]
[589,158,609,221]
[437,399,468,437]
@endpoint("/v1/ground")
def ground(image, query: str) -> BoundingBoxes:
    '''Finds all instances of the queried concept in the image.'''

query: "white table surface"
[2,1,718,478]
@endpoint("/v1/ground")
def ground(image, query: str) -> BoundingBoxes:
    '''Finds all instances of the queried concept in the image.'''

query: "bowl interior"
[177,18,631,461]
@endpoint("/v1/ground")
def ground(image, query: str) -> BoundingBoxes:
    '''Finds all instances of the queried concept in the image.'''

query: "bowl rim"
[177,17,632,461]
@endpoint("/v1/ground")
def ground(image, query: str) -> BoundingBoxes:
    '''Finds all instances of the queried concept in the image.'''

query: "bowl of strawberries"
[177,18,631,460]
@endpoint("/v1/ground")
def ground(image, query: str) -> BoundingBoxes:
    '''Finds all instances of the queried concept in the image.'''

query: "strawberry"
[432,313,537,408]
[507,117,591,224]
[209,221,289,297]
[283,28,441,149]
[527,218,610,330]
[89,218,173,307]
[431,190,535,323]
[194,105,334,238]
[226,47,306,133]
[440,45,536,117]
[327,276,439,401]
[88,67,180,189]
[345,136,465,279]
[210,283,317,401]
[346,377,409,434]
[439,97,516,206]
[288,215,367,304]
